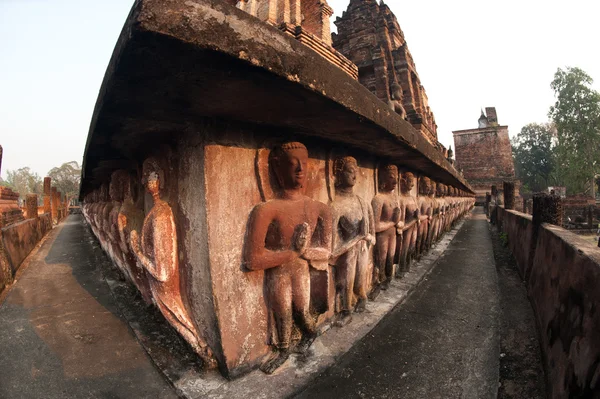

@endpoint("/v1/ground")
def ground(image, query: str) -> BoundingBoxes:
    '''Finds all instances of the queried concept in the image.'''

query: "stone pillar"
[503,181,515,210]
[26,194,38,219]
[51,187,58,223]
[43,177,52,214]
[533,193,563,227]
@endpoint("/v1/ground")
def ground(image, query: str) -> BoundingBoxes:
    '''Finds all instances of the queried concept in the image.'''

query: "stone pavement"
[295,208,502,399]
[0,215,177,399]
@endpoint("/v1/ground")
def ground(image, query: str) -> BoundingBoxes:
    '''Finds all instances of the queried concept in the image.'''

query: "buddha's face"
[146,172,160,196]
[275,148,308,190]
[338,159,357,188]
[381,166,398,191]
[401,173,415,193]
[436,184,444,197]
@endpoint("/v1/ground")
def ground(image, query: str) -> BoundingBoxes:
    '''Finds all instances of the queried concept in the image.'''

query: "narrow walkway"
[0,215,177,399]
[295,209,502,398]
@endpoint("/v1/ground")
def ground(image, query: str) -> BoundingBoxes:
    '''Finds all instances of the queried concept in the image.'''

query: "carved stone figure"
[389,82,407,120]
[114,170,153,304]
[329,156,375,326]
[370,164,401,299]
[397,172,420,275]
[130,157,216,368]
[416,177,433,257]
[244,142,332,374]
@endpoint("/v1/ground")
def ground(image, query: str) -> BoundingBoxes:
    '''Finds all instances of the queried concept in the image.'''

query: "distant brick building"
[453,108,520,204]
[332,0,438,145]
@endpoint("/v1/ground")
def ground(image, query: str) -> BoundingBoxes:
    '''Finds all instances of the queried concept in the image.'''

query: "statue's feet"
[368,285,381,301]
[294,333,317,355]
[260,350,290,374]
[334,311,352,327]
[381,280,390,291]
[355,298,367,313]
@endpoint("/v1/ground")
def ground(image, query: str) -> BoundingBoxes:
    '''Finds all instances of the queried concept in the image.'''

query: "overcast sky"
[1,0,599,179]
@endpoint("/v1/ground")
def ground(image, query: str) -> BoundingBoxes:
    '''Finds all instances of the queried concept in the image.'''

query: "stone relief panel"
[129,157,216,368]
[244,142,332,374]
[329,156,375,326]
[397,172,420,275]
[80,132,476,378]
[370,164,401,300]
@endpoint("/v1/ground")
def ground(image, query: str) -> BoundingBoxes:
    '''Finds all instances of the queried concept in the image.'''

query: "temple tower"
[332,0,438,144]
[453,108,520,204]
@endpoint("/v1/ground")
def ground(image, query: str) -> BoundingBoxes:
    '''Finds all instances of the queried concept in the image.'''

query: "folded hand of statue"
[293,222,311,256]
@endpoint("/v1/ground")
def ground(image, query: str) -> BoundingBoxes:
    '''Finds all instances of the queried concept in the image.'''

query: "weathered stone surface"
[25,194,38,219]
[235,0,358,79]
[495,207,600,398]
[533,193,563,227]
[503,181,515,210]
[332,0,438,145]
[43,177,51,214]
[1,214,52,275]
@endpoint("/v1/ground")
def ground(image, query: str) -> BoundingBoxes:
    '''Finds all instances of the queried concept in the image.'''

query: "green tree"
[47,161,81,202]
[549,67,600,194]
[5,167,43,199]
[512,123,557,193]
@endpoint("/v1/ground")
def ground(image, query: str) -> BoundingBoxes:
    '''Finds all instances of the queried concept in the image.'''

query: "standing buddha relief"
[329,156,375,326]
[129,157,216,369]
[244,142,332,374]
[397,172,421,276]
[370,164,402,299]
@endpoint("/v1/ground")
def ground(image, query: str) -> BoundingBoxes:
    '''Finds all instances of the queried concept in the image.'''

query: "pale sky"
[1,0,599,179]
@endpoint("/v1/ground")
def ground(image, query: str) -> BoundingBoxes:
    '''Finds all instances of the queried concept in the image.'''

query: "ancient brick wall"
[453,123,517,202]
[496,208,600,398]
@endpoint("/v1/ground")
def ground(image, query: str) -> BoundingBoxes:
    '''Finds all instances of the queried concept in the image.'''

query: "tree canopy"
[512,123,557,193]
[514,67,600,196]
[549,67,600,194]
[47,161,81,200]
[4,167,43,199]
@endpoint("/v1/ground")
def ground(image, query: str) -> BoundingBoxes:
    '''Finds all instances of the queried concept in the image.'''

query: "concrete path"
[295,208,502,399]
[0,215,177,399]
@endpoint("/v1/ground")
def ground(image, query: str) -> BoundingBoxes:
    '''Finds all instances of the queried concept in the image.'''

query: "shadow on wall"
[493,206,600,398]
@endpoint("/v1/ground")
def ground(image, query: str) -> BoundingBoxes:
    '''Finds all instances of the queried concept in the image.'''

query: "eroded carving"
[329,156,375,326]
[389,83,407,121]
[370,164,401,299]
[130,157,216,368]
[244,142,332,374]
[397,172,420,275]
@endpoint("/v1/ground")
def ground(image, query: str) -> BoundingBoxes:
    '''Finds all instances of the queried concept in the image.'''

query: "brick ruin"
[0,145,63,295]
[453,108,520,205]
[78,0,474,379]
[230,0,358,79]
[332,0,438,146]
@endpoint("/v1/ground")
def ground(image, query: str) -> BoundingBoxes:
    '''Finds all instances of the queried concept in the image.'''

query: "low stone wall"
[496,207,600,398]
[0,213,52,292]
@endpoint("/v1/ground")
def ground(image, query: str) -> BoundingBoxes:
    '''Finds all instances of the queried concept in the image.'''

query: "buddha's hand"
[293,222,311,255]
